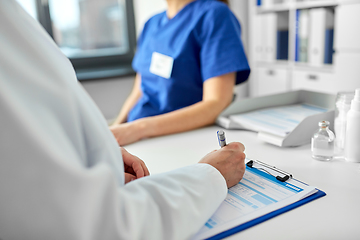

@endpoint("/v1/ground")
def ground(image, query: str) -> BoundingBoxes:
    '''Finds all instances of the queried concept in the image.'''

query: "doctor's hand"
[121,147,150,184]
[199,142,246,188]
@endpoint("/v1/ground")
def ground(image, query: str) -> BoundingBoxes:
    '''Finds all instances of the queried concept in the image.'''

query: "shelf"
[293,63,335,73]
[254,61,335,73]
[257,3,291,13]
[249,0,360,97]
[295,0,338,10]
[257,0,338,13]
[257,0,360,13]
[338,0,360,5]
[255,61,291,68]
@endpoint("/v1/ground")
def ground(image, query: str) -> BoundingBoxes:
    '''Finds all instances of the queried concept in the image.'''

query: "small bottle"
[311,121,335,161]
[344,88,360,162]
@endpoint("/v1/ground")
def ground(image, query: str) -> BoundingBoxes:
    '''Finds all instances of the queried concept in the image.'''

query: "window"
[17,0,136,80]
[16,0,38,19]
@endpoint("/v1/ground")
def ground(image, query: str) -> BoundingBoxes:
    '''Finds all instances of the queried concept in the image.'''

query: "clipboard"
[205,189,326,240]
[194,159,326,240]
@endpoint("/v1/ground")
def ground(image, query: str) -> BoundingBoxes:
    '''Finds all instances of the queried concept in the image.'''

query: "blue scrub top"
[129,0,250,122]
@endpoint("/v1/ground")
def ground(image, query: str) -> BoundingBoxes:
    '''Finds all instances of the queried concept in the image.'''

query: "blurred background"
[16,0,360,122]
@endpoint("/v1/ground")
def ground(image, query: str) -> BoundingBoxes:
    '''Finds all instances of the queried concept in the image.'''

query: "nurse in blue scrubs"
[110,0,250,145]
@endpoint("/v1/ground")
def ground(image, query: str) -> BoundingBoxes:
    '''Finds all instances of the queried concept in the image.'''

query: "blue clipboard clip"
[246,159,293,182]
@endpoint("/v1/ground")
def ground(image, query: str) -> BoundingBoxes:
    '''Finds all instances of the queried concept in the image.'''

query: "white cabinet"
[291,53,360,94]
[291,69,336,94]
[256,67,289,96]
[333,52,360,91]
[253,14,266,62]
[263,13,277,62]
[334,3,360,51]
[307,8,333,66]
[248,0,360,97]
[253,13,277,63]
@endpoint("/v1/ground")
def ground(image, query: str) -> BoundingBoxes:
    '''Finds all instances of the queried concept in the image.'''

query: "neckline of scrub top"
[161,0,200,27]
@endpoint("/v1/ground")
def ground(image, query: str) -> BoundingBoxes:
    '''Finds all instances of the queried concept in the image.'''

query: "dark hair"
[218,0,229,4]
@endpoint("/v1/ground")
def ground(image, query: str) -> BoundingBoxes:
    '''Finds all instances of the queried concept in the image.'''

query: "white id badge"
[149,52,174,79]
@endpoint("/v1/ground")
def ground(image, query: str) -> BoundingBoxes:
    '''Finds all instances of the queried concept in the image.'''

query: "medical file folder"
[193,160,326,240]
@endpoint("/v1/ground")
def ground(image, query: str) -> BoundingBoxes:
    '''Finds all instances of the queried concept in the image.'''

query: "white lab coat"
[0,1,227,240]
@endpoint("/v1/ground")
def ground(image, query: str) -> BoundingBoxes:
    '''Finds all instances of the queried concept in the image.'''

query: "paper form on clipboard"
[192,160,324,240]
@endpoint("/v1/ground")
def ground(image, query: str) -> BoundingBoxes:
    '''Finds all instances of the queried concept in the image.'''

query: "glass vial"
[311,121,335,161]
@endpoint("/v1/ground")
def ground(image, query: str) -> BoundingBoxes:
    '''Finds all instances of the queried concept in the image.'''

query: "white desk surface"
[125,125,360,240]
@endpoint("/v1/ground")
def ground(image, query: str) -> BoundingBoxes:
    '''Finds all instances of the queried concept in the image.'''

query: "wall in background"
[81,76,134,122]
[133,0,167,36]
[230,0,249,54]
[229,0,250,99]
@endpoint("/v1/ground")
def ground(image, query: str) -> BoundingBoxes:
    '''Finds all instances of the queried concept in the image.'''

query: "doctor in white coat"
[0,1,246,240]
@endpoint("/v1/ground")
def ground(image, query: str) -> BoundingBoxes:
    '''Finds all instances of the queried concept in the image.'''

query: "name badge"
[149,52,174,79]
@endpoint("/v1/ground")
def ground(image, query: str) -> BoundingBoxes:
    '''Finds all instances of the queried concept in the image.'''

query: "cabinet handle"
[267,47,273,53]
[308,74,318,80]
[267,70,275,76]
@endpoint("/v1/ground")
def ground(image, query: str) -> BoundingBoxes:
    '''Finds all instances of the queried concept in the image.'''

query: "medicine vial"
[311,121,335,161]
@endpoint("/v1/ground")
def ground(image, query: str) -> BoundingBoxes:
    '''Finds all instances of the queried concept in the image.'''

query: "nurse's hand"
[121,147,150,184]
[199,142,246,188]
[110,122,144,146]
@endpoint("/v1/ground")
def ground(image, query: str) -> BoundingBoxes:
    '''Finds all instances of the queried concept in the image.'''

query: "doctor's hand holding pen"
[200,142,246,188]
[120,141,246,188]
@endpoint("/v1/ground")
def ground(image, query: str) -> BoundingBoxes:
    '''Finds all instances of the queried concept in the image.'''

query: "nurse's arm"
[115,72,235,145]
[111,73,142,125]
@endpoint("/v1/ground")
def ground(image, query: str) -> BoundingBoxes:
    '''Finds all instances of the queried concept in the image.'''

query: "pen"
[217,130,226,148]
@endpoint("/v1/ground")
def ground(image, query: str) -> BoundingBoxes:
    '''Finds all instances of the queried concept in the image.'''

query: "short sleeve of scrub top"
[130,0,250,122]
